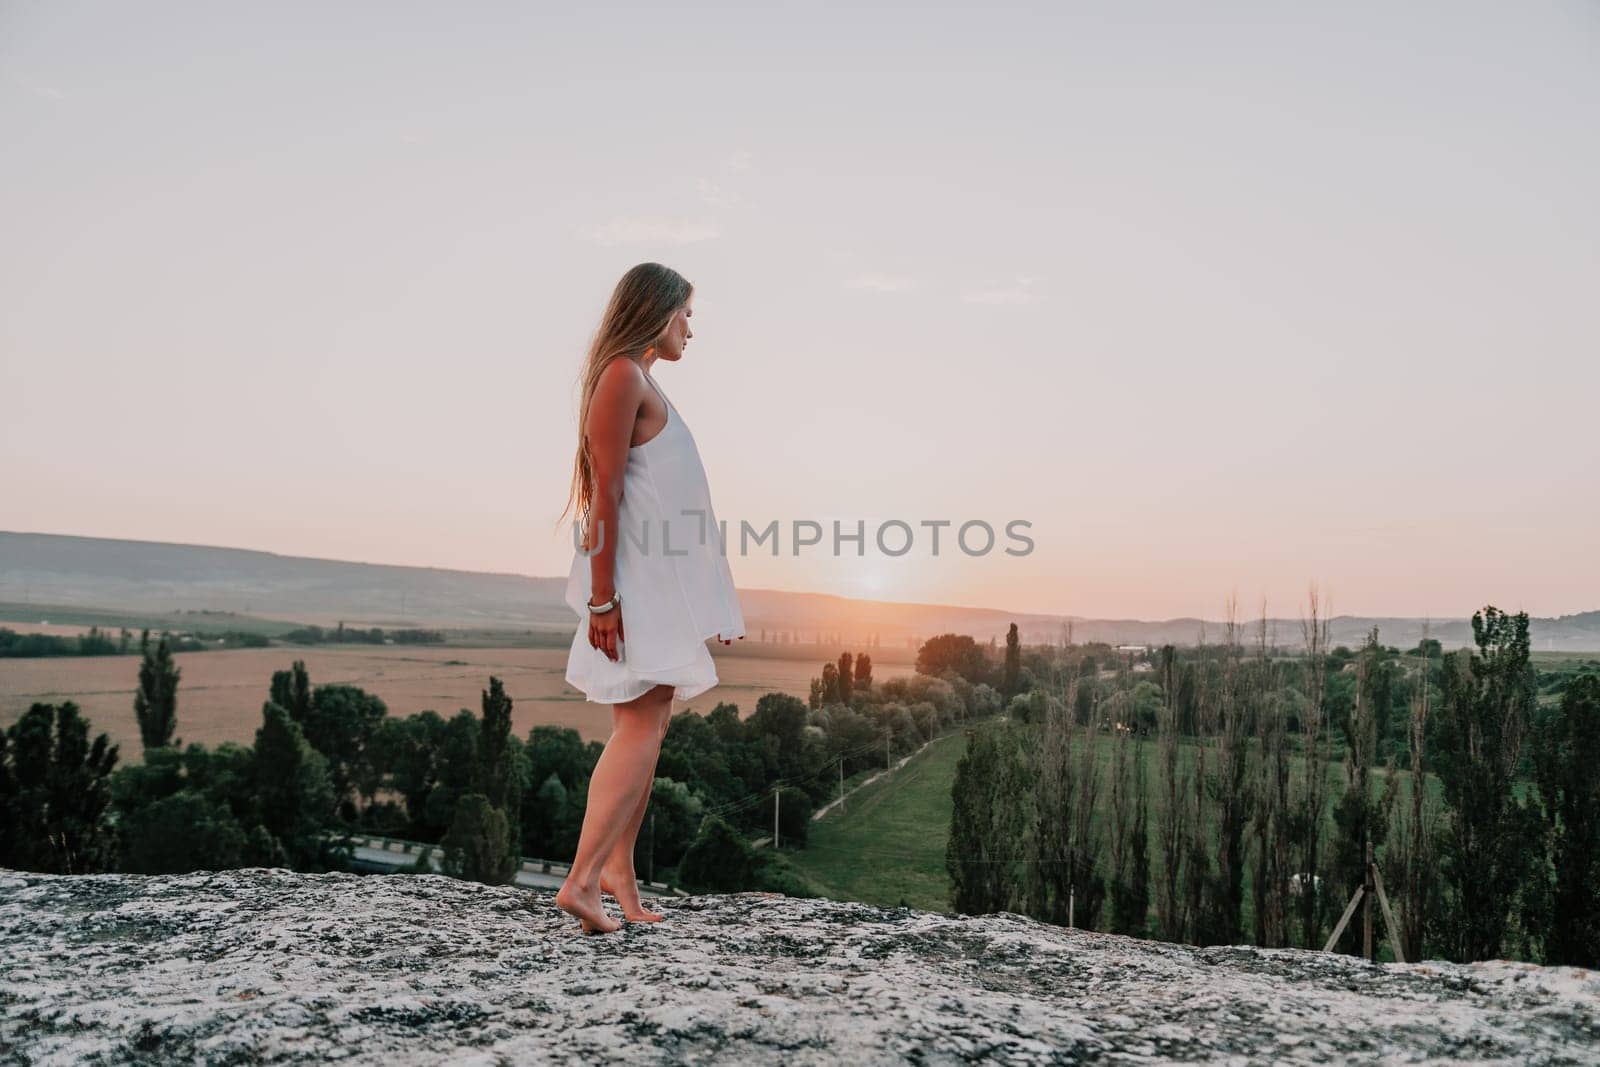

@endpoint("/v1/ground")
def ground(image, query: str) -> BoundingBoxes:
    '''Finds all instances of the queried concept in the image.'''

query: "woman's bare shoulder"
[592,357,647,408]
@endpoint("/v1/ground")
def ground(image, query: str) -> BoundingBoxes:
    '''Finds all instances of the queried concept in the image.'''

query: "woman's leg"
[600,701,674,920]
[554,684,674,932]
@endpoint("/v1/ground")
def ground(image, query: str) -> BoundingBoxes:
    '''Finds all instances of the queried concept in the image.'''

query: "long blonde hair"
[557,262,693,537]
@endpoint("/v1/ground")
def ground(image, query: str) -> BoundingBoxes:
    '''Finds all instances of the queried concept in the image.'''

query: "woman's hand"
[589,603,624,661]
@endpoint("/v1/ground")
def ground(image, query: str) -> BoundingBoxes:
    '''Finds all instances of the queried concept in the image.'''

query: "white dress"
[563,372,745,704]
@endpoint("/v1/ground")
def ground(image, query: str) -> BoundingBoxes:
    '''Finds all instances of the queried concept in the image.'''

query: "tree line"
[0,625,271,658]
[0,629,1007,895]
[944,597,1600,966]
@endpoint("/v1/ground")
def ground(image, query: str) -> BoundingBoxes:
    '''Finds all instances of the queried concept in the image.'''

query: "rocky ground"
[2,867,1597,1065]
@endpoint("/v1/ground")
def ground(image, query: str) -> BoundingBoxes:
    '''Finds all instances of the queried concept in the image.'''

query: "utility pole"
[1069,884,1076,929]
[1362,837,1375,963]
[886,734,892,770]
[839,757,845,811]
[773,787,781,849]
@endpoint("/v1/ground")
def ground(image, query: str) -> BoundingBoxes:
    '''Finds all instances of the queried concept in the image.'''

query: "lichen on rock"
[2,868,1597,1064]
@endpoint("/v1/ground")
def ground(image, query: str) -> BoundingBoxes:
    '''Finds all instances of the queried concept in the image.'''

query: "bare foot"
[600,869,664,922]
[555,879,621,934]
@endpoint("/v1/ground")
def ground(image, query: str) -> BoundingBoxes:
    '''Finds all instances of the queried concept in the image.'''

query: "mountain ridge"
[5,530,1599,651]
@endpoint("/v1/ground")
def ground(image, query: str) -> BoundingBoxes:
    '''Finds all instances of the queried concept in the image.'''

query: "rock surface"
[2,867,1597,1065]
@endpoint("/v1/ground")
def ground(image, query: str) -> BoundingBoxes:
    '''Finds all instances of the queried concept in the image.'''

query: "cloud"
[846,274,917,293]
[697,177,736,208]
[5,73,65,101]
[697,149,754,207]
[586,217,720,246]
[961,275,1037,305]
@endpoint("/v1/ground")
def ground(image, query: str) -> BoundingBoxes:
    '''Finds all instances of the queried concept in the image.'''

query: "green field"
[782,733,969,912]
[780,723,1473,928]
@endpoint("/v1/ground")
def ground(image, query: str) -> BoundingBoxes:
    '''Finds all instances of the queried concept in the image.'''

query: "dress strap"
[643,371,675,417]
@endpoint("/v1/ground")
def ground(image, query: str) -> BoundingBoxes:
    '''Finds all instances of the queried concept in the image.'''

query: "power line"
[698,735,901,819]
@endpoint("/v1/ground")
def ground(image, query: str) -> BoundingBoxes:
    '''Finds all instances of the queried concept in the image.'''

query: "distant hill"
[4,530,1599,651]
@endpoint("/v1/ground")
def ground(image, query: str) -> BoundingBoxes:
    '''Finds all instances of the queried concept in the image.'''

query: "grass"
[778,719,1497,941]
[782,733,969,913]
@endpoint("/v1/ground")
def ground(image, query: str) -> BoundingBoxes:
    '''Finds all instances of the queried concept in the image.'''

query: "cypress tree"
[444,676,521,885]
[254,701,336,869]
[854,653,873,691]
[269,660,314,724]
[1530,674,1600,966]
[948,725,1003,914]
[1,702,119,873]
[1003,623,1021,699]
[133,630,180,751]
[1432,606,1539,962]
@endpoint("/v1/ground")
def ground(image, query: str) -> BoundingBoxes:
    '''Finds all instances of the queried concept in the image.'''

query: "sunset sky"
[3,2,1597,620]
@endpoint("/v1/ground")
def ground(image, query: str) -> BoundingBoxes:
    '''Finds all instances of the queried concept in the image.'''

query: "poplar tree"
[1432,606,1539,962]
[1003,623,1021,699]
[1530,674,1600,966]
[134,630,180,751]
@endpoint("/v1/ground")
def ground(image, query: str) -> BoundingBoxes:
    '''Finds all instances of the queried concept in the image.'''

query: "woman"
[554,262,745,933]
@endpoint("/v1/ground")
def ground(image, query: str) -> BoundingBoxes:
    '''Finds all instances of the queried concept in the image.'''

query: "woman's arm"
[582,360,646,661]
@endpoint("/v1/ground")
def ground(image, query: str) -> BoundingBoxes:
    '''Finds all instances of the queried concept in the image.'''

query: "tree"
[746,692,814,787]
[854,653,873,692]
[296,683,387,821]
[1385,637,1440,964]
[133,631,180,751]
[1294,585,1333,948]
[1529,675,1600,967]
[1003,623,1021,699]
[1155,645,1188,941]
[1199,610,1251,947]
[773,785,812,847]
[1413,638,1443,660]
[838,652,854,704]
[442,794,515,884]
[636,777,704,879]
[1249,617,1292,948]
[1108,687,1150,935]
[254,701,336,869]
[948,722,1027,915]
[820,662,840,704]
[1431,606,1540,962]
[110,741,262,873]
[1018,691,1069,926]
[1,702,119,873]
[524,772,571,860]
[946,727,995,914]
[917,633,992,686]
[477,678,515,807]
[679,814,763,892]
[368,712,442,838]
[1330,628,1397,955]
[0,729,12,865]
[269,660,314,723]
[118,790,247,874]
[452,676,521,884]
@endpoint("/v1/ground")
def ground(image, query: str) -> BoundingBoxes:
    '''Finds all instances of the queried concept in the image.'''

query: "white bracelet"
[588,591,620,614]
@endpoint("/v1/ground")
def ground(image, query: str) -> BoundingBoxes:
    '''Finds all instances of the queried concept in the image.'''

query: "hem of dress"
[573,675,721,705]
[565,636,723,706]
[565,667,721,705]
